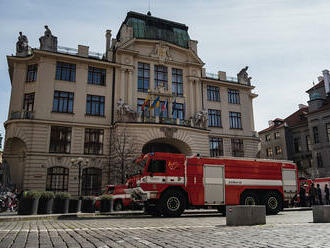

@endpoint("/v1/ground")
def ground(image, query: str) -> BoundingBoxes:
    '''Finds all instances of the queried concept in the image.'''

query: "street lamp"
[70,157,89,198]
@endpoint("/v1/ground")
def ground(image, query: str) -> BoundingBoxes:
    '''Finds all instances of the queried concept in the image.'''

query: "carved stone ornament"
[16,32,29,56]
[192,110,208,129]
[237,66,252,85]
[116,99,137,122]
[39,25,58,52]
[150,42,172,62]
[160,127,178,138]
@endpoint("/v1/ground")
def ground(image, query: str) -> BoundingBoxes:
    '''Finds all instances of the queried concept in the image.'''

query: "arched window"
[46,166,69,192]
[82,167,102,196]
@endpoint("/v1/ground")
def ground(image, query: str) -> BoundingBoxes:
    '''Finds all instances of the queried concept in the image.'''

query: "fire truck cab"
[129,152,298,217]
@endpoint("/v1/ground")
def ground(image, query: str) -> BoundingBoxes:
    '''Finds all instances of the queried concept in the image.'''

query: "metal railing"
[57,46,105,60]
[205,72,239,83]
[10,111,34,120]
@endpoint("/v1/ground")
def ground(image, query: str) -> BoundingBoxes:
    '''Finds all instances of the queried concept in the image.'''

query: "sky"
[1,0,330,149]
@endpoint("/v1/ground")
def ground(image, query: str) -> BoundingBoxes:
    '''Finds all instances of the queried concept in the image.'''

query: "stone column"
[120,69,126,102]
[127,70,133,106]
[189,80,195,116]
[195,80,201,112]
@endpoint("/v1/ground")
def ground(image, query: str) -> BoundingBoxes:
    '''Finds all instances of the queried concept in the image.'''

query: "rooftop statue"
[237,66,252,85]
[39,25,58,52]
[193,110,208,129]
[16,32,29,56]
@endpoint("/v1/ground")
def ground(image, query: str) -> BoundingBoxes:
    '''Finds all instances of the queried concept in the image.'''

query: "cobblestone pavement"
[0,210,329,248]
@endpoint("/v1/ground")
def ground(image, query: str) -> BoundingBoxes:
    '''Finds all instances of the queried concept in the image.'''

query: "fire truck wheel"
[160,190,186,217]
[240,192,259,205]
[113,201,123,211]
[264,191,282,215]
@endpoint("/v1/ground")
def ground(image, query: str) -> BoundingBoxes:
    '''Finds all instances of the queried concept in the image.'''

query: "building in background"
[3,12,259,195]
[259,70,330,178]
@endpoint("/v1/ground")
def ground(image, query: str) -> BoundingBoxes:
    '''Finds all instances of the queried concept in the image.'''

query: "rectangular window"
[86,95,105,116]
[266,148,273,157]
[231,138,244,157]
[294,138,302,153]
[265,134,271,141]
[26,64,38,82]
[274,132,280,139]
[228,89,240,104]
[148,159,166,173]
[154,65,168,89]
[23,93,35,112]
[208,109,222,127]
[52,91,74,113]
[327,123,330,142]
[275,146,282,155]
[317,152,323,168]
[49,126,72,153]
[84,129,104,155]
[172,68,183,96]
[209,137,224,157]
[137,98,150,118]
[138,62,150,92]
[313,126,319,144]
[172,102,184,120]
[207,86,220,102]
[229,112,242,129]
[55,62,76,82]
[88,66,106,85]
[306,135,311,151]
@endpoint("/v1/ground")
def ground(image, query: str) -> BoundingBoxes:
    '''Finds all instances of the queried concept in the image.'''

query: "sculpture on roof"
[237,66,252,85]
[117,99,137,121]
[39,25,58,52]
[193,110,208,128]
[16,32,29,56]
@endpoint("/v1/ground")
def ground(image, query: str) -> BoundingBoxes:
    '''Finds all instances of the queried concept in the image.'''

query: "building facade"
[4,12,259,195]
[259,70,330,178]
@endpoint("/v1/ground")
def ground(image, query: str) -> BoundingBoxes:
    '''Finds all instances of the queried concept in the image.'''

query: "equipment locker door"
[203,164,225,205]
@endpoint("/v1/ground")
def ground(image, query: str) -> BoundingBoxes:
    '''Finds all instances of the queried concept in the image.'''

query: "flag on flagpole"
[150,96,160,110]
[172,97,177,116]
[161,100,167,112]
[141,94,150,111]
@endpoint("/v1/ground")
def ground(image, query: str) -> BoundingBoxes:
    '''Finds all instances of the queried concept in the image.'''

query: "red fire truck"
[95,184,132,211]
[127,152,298,217]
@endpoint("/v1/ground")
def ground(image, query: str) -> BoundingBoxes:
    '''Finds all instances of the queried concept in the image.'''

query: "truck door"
[203,164,225,205]
[282,168,298,200]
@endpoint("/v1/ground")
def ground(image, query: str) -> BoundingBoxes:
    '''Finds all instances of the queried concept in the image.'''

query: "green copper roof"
[120,12,190,48]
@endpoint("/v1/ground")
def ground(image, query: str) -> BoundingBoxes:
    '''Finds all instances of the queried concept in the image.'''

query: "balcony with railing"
[10,111,34,120]
[117,115,206,129]
[204,69,253,86]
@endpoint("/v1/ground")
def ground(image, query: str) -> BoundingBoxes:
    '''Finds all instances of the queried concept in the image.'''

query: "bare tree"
[108,126,140,184]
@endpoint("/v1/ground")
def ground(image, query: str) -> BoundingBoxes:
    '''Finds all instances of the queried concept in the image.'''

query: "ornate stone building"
[259,70,330,178]
[4,12,259,195]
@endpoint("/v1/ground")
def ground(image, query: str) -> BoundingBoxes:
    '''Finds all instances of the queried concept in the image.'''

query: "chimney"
[105,30,112,60]
[78,45,89,57]
[298,104,307,109]
[322,69,330,95]
[268,120,274,127]
[218,71,226,81]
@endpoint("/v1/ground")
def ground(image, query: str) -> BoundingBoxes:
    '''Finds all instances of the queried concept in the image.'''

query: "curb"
[0,208,312,222]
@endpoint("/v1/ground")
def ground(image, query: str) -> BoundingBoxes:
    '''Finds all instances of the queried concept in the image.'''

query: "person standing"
[309,183,316,206]
[317,184,323,205]
[325,184,329,205]
[299,185,306,207]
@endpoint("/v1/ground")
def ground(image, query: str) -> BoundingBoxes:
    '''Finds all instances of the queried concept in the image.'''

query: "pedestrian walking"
[325,184,329,205]
[317,184,323,205]
[309,183,316,206]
